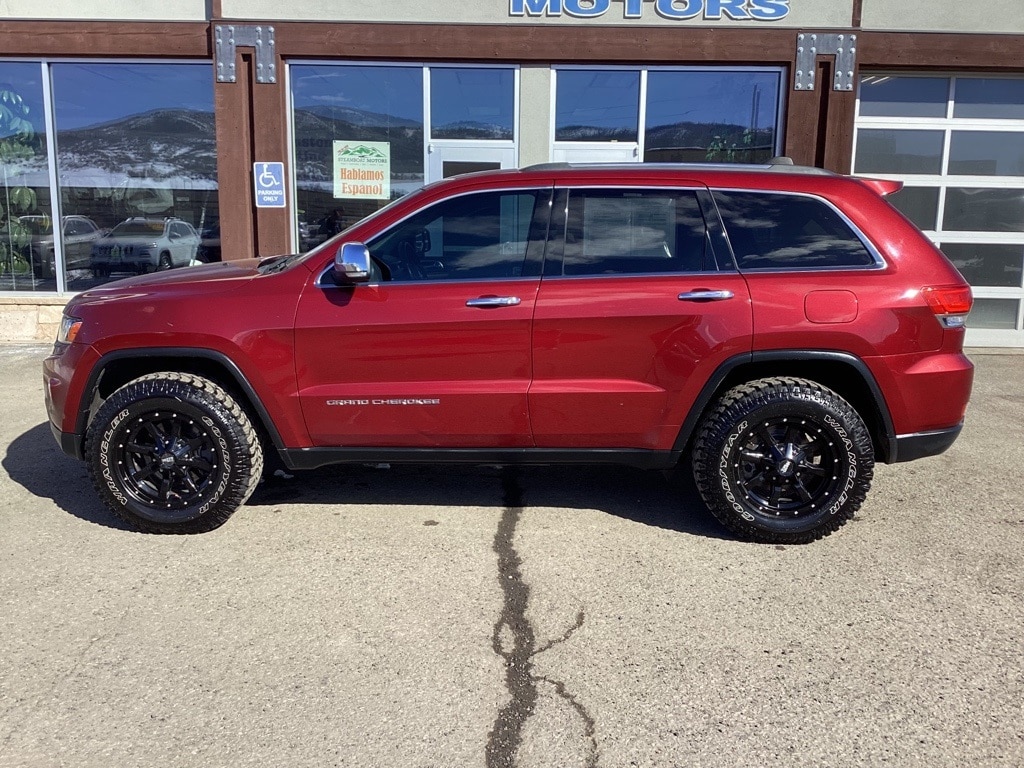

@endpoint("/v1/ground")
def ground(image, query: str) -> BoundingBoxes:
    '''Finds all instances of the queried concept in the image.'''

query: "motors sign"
[510,0,791,21]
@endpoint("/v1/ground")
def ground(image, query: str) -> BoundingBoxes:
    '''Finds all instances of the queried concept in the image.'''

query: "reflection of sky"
[646,71,780,131]
[52,63,213,130]
[430,68,514,130]
[0,62,47,135]
[292,65,517,132]
[554,69,781,133]
[292,65,423,122]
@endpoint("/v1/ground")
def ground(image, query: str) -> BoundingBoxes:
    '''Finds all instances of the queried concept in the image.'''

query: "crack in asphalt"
[485,467,598,768]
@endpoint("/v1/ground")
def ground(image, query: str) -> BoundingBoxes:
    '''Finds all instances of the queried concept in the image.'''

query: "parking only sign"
[253,162,286,208]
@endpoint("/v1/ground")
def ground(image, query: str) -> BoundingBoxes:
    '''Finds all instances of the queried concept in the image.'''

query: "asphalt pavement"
[1,345,1022,767]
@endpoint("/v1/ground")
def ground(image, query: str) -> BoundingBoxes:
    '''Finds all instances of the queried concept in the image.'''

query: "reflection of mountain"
[304,105,420,129]
[646,121,773,149]
[56,109,217,184]
[557,120,774,150]
[433,121,512,140]
[294,108,423,182]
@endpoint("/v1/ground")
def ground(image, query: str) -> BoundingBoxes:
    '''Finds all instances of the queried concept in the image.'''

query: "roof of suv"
[441,160,901,198]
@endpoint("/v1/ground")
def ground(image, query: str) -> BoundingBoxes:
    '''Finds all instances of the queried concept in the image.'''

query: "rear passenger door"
[529,185,753,451]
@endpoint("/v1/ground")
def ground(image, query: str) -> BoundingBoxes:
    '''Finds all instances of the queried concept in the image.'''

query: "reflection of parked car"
[20,215,104,279]
[198,223,221,262]
[91,217,200,276]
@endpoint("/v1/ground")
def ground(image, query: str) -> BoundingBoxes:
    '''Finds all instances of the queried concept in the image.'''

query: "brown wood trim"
[858,31,1024,69]
[272,22,798,63]
[251,72,291,258]
[852,0,863,28]
[214,55,255,263]
[0,20,210,57]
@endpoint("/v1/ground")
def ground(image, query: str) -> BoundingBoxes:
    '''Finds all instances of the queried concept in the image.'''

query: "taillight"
[922,286,973,328]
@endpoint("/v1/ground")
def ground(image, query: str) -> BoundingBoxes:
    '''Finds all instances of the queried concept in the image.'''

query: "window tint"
[714,191,875,270]
[367,191,541,282]
[560,189,707,276]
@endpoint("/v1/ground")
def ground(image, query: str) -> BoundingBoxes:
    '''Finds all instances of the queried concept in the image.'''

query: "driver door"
[293,187,550,448]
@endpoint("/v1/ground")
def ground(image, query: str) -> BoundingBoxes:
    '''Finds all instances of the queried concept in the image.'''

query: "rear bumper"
[890,423,963,463]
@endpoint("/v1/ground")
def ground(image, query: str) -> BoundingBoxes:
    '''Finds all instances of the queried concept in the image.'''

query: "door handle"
[466,296,522,308]
[677,290,735,302]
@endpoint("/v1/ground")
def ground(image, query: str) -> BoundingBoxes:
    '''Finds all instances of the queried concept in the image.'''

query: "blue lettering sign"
[564,0,610,17]
[748,0,790,20]
[655,0,704,20]
[510,0,561,16]
[705,0,749,19]
[510,0,791,20]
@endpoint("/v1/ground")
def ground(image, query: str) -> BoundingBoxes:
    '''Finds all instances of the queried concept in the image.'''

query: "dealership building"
[2,0,1023,346]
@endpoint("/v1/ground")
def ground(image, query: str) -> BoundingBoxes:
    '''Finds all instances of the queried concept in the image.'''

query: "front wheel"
[85,372,264,533]
[692,377,874,544]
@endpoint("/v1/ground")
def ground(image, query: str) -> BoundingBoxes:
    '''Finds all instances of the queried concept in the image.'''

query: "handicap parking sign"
[253,162,286,208]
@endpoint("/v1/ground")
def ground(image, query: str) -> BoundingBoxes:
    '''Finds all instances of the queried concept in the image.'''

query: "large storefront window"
[291,63,517,251]
[855,74,1024,345]
[0,63,52,292]
[555,70,640,142]
[291,64,424,249]
[553,67,784,164]
[0,60,217,293]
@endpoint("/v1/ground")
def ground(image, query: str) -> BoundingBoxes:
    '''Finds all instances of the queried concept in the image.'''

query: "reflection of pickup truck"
[20,215,105,279]
[91,217,200,276]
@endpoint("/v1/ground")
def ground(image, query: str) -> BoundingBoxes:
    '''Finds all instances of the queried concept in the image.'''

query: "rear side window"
[713,191,875,270]
[561,189,707,276]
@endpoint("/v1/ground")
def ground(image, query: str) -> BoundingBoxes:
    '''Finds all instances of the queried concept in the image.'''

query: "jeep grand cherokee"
[43,162,974,543]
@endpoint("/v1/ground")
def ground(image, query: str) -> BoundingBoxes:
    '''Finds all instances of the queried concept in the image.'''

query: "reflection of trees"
[0,85,45,283]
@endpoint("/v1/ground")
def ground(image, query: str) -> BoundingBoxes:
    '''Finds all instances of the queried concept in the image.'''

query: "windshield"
[110,221,164,237]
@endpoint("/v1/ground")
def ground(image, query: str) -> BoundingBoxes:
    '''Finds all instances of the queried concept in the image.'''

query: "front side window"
[714,191,874,270]
[367,190,543,282]
[560,189,707,276]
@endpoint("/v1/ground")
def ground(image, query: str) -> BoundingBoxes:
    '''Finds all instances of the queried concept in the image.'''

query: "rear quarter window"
[713,190,875,270]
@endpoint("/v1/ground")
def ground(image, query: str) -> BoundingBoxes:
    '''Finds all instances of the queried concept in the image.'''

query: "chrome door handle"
[677,290,735,302]
[466,296,522,308]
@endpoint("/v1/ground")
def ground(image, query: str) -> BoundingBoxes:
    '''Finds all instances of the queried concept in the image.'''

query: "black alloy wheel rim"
[114,409,221,514]
[730,416,844,519]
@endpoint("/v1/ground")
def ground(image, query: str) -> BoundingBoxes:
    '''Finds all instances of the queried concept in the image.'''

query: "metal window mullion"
[636,69,647,163]
[40,60,65,295]
[422,65,432,175]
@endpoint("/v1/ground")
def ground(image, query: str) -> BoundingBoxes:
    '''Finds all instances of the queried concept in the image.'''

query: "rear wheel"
[85,372,263,533]
[692,377,874,544]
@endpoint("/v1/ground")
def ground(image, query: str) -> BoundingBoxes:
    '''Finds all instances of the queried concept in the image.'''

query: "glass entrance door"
[426,142,517,184]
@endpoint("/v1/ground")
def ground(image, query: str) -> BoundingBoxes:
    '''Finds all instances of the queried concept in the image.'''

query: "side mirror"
[333,242,371,284]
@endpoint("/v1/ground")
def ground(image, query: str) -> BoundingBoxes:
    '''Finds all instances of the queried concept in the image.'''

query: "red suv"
[43,163,974,543]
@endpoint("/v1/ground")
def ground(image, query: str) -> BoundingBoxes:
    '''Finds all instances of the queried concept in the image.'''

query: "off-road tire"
[85,372,263,533]
[692,377,874,544]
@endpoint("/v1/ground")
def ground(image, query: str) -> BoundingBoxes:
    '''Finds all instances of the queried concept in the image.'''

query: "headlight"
[57,315,83,344]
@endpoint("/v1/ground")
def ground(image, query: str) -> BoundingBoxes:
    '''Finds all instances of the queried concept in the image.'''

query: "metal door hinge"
[215,25,276,84]
[794,33,857,92]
